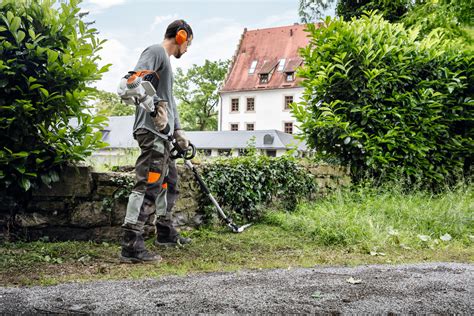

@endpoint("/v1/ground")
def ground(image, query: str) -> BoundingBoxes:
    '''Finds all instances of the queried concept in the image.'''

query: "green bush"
[200,155,318,222]
[0,0,110,194]
[294,13,473,188]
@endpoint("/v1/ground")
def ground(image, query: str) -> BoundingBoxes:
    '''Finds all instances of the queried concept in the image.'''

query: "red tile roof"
[220,24,313,93]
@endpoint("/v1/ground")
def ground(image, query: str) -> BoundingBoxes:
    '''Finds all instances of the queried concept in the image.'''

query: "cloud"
[150,14,179,31]
[94,37,140,92]
[258,12,300,28]
[172,23,244,71]
[81,0,127,14]
[87,0,127,9]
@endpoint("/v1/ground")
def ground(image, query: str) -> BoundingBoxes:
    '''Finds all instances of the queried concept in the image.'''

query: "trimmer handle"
[170,141,196,160]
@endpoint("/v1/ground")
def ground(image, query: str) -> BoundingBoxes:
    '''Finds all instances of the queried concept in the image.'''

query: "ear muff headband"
[175,25,188,45]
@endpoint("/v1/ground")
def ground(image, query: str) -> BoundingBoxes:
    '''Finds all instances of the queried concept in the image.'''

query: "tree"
[336,0,414,22]
[298,0,420,23]
[94,90,135,116]
[299,0,336,23]
[294,13,473,188]
[174,59,229,131]
[0,0,110,195]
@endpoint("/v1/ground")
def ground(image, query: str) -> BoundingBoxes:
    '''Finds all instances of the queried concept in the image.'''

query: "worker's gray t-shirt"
[132,44,181,138]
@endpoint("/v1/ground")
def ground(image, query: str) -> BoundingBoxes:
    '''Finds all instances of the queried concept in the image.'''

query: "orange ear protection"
[175,22,189,45]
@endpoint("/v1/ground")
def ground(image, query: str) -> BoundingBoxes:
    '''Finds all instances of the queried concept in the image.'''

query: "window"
[249,60,258,74]
[238,148,248,156]
[246,98,255,111]
[231,98,239,112]
[259,73,268,84]
[284,122,293,134]
[284,96,293,110]
[286,72,294,82]
[199,149,212,157]
[266,150,276,157]
[278,59,286,71]
[246,123,254,131]
[218,149,232,157]
[230,123,239,131]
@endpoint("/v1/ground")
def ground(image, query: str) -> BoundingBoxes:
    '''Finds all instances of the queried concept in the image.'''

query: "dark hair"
[165,19,193,40]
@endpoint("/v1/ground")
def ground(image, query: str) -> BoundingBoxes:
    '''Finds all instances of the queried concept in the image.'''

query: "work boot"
[120,228,162,263]
[155,219,192,247]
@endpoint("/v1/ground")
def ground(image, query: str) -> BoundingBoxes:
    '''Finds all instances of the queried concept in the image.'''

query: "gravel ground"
[1,262,472,314]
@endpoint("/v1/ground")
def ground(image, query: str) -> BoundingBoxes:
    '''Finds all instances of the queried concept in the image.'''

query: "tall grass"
[264,182,473,251]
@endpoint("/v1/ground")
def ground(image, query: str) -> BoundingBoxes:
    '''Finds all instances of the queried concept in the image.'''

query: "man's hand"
[151,100,168,131]
[173,129,189,150]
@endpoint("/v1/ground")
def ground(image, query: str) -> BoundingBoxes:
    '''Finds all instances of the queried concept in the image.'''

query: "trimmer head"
[228,223,252,233]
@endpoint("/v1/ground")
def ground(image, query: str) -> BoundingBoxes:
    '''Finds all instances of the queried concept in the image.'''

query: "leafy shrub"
[294,13,473,188]
[200,155,318,222]
[0,0,110,194]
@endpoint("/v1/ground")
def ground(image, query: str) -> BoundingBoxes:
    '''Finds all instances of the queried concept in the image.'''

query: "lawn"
[1,183,472,287]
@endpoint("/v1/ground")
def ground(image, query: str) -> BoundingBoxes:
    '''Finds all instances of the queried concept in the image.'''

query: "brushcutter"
[167,131,252,233]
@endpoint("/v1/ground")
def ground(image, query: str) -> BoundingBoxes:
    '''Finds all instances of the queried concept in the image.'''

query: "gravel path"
[1,262,472,314]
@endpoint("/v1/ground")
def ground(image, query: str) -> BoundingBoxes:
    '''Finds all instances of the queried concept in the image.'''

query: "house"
[218,23,311,134]
[91,116,308,165]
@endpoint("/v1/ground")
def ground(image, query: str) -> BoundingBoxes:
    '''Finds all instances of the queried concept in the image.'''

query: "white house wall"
[219,87,304,132]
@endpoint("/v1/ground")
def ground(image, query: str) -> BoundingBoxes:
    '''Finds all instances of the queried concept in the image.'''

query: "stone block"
[70,201,111,227]
[174,197,199,214]
[96,185,118,197]
[91,226,123,242]
[25,226,124,242]
[112,200,127,226]
[27,201,66,212]
[15,211,68,228]
[92,172,134,185]
[33,166,92,197]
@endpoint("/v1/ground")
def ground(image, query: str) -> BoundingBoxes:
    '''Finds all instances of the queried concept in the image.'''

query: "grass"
[265,182,474,251]
[1,183,472,287]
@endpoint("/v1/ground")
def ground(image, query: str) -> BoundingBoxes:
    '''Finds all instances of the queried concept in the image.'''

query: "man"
[120,20,194,263]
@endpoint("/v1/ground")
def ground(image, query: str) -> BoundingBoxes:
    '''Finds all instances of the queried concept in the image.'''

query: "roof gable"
[220,24,314,93]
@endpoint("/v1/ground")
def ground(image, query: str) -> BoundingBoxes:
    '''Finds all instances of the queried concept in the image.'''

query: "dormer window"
[286,72,294,82]
[249,60,258,74]
[283,58,303,82]
[257,59,279,85]
[259,73,269,84]
[278,59,286,71]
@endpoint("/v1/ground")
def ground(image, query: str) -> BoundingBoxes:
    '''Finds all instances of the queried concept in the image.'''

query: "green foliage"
[174,59,229,131]
[94,89,134,116]
[200,155,318,222]
[403,0,474,44]
[0,0,110,194]
[336,0,415,22]
[294,13,473,188]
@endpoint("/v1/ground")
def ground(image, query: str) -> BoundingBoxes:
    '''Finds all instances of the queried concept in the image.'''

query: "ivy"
[200,155,318,222]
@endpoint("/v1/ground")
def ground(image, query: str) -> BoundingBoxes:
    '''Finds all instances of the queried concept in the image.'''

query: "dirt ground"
[1,262,472,314]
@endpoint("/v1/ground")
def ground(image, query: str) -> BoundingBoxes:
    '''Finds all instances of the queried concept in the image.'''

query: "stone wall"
[0,162,350,242]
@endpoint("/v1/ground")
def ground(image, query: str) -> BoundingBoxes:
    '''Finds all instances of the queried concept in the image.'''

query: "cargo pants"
[122,129,180,248]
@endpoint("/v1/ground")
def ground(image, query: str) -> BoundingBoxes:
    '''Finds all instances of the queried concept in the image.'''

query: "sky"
[80,0,336,93]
